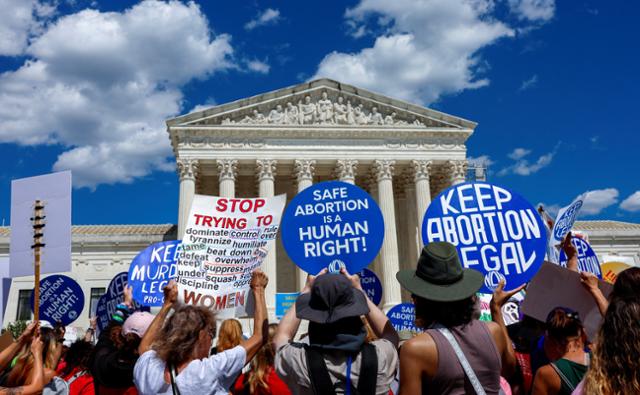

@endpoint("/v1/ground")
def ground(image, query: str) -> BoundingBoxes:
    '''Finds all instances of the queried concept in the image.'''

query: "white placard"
[10,171,72,277]
[177,194,286,318]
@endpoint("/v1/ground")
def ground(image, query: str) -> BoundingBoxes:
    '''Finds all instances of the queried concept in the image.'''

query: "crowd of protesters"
[0,236,638,394]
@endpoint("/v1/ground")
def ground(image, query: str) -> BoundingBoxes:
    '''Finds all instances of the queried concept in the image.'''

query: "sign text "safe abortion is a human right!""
[422,182,547,293]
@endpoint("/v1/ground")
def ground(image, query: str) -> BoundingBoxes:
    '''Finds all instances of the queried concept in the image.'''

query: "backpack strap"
[550,362,575,392]
[304,345,336,395]
[437,327,487,395]
[168,363,181,395]
[357,343,378,395]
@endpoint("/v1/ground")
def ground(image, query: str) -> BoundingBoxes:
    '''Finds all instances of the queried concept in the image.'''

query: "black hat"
[296,273,369,324]
[396,242,483,302]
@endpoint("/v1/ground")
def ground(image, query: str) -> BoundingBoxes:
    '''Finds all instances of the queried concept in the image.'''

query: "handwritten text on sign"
[422,182,547,293]
[128,240,180,306]
[281,181,384,275]
[177,195,286,318]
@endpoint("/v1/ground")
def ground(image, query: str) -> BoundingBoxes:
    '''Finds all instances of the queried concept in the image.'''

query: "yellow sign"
[601,261,632,284]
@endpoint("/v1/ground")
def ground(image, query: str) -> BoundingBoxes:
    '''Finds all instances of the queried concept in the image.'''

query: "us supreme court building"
[2,79,640,328]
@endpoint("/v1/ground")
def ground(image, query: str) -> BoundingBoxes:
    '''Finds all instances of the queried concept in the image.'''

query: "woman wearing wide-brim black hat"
[395,242,516,395]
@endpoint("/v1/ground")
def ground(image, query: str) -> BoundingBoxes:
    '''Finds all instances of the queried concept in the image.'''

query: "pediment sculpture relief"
[219,91,430,127]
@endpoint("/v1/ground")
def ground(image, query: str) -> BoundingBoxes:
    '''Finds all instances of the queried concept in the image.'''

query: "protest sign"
[359,268,382,306]
[281,181,384,275]
[548,194,586,263]
[386,303,419,333]
[10,171,71,277]
[558,237,602,278]
[477,290,525,325]
[30,275,84,326]
[95,272,145,332]
[177,195,286,318]
[521,261,612,339]
[601,260,633,284]
[128,240,180,306]
[422,182,547,293]
[0,258,9,325]
[275,292,299,318]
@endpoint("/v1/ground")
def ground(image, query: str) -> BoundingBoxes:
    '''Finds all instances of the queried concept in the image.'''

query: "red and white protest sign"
[176,195,286,318]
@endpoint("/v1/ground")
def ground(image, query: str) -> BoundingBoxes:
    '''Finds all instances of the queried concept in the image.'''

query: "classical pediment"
[167,79,476,130]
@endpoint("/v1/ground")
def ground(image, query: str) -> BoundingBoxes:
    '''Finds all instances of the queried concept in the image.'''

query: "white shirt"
[134,346,246,395]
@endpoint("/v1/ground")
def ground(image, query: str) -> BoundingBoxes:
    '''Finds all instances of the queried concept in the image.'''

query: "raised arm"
[273,269,326,350]
[0,335,45,395]
[138,281,177,355]
[239,270,269,364]
[580,271,609,316]
[0,321,37,371]
[562,233,579,272]
[341,268,399,347]
[490,279,525,378]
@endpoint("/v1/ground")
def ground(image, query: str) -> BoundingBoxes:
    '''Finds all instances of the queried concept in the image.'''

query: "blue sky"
[0,0,639,226]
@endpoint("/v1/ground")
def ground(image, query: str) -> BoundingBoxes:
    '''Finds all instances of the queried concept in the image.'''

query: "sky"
[0,0,639,226]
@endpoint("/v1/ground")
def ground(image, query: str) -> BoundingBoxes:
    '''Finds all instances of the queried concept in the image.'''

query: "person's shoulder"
[401,333,437,360]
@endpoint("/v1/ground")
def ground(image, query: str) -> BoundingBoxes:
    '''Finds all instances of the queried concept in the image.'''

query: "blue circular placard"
[359,268,382,306]
[559,237,602,278]
[422,182,547,294]
[96,272,148,332]
[281,181,384,275]
[386,303,419,333]
[31,274,84,326]
[128,240,180,306]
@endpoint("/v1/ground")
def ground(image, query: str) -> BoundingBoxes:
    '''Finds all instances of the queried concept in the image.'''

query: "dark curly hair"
[413,295,477,329]
[611,267,640,301]
[153,305,216,367]
[60,340,94,376]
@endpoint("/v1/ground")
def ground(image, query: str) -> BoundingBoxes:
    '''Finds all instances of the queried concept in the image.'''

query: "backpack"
[42,376,69,395]
[304,343,378,395]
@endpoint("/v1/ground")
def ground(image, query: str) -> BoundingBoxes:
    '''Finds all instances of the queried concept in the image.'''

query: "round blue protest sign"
[30,275,84,326]
[128,240,180,306]
[422,182,547,294]
[281,181,384,275]
[386,303,419,333]
[95,272,148,332]
[559,237,602,278]
[359,268,382,306]
[95,294,109,332]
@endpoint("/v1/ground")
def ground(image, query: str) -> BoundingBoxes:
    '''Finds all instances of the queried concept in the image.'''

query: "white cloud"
[519,74,538,91]
[0,0,56,56]
[244,8,281,30]
[313,0,515,105]
[508,0,555,22]
[246,59,270,74]
[0,0,236,188]
[498,146,557,176]
[581,188,619,216]
[507,147,531,160]
[620,191,640,212]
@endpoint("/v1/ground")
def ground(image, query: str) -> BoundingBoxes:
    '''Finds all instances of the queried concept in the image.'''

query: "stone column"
[294,159,315,290]
[336,160,358,184]
[373,160,401,310]
[217,159,238,197]
[177,159,199,238]
[256,159,277,318]
[412,160,432,249]
[448,160,468,186]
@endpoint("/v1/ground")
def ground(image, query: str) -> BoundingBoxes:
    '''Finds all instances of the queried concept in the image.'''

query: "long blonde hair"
[246,323,278,393]
[584,298,640,394]
[216,319,243,353]
[5,327,59,386]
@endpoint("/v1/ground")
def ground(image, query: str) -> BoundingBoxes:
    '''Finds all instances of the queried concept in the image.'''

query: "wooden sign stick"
[31,200,45,323]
